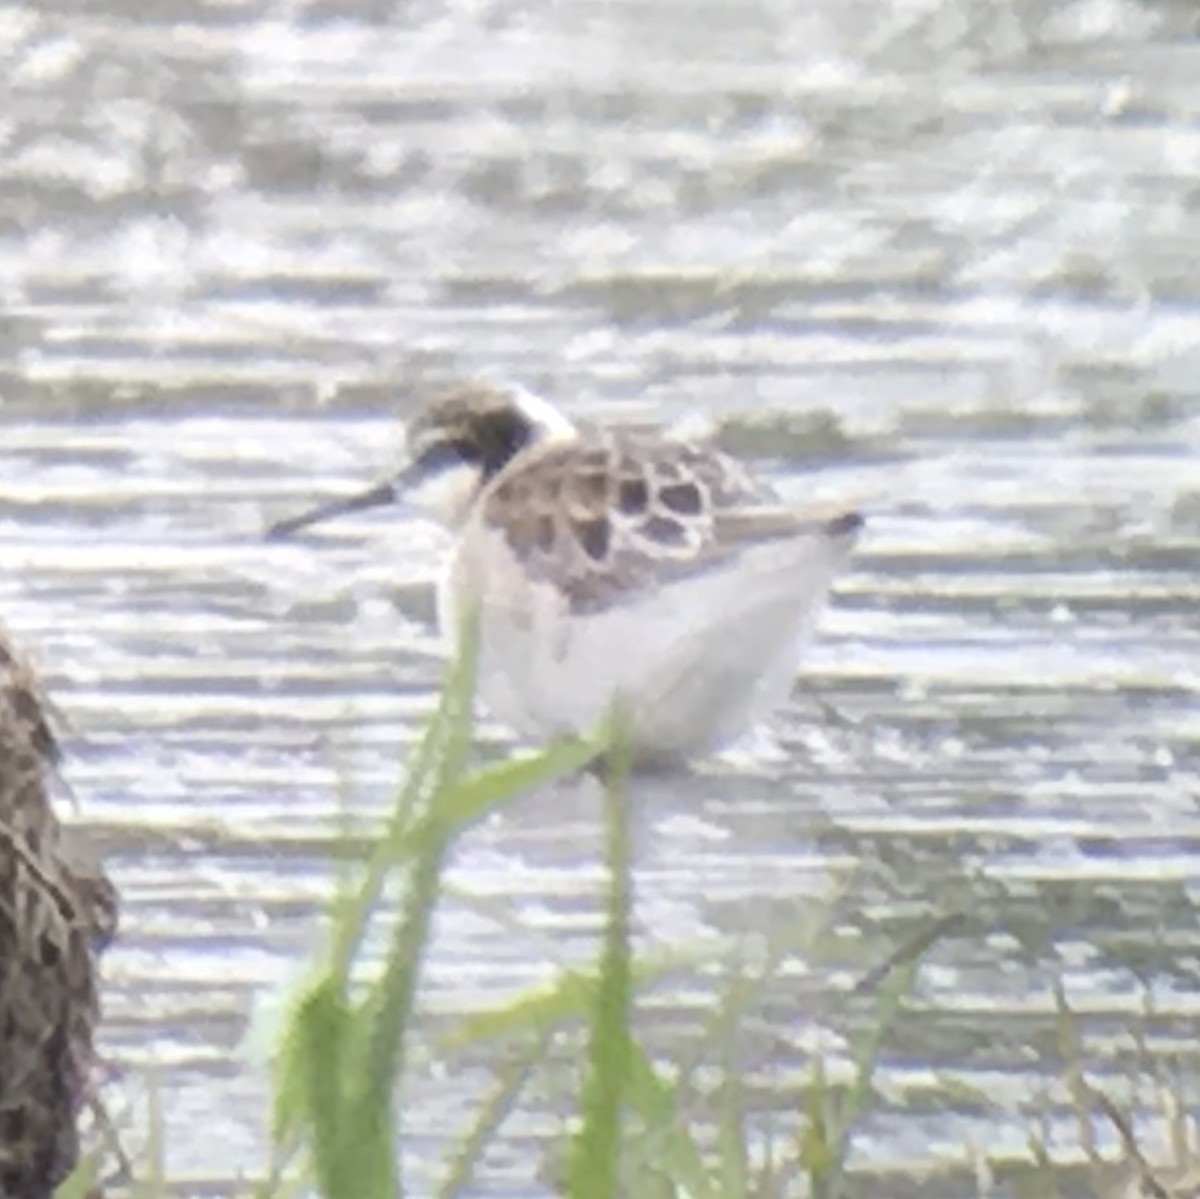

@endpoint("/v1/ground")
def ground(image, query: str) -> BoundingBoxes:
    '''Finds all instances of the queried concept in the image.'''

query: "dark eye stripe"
[415,438,471,473]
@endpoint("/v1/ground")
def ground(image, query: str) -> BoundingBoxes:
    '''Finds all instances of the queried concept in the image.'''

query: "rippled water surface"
[3,0,1199,1192]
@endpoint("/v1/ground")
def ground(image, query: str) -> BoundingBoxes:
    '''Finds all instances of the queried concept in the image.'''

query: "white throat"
[405,461,485,528]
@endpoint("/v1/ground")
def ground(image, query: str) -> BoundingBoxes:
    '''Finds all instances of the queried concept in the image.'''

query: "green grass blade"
[349,610,483,1195]
[269,615,484,1199]
[716,1041,748,1199]
[625,939,796,1199]
[327,606,481,983]
[437,735,602,831]
[289,977,369,1199]
[442,945,703,1054]
[838,953,918,1140]
[357,812,452,1124]
[51,1154,100,1199]
[799,1053,835,1190]
[358,735,603,905]
[325,704,445,981]
[272,986,314,1151]
[620,1035,714,1199]
[566,707,633,1199]
[444,969,596,1049]
[799,914,954,1196]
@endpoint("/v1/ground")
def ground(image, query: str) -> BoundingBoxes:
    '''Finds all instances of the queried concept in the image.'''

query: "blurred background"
[1,0,1198,1192]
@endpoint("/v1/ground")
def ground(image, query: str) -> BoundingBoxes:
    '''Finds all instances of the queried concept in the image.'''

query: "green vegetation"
[62,619,926,1198]
[265,613,604,1199]
[60,625,1199,1198]
[1016,988,1200,1199]
[247,619,917,1198]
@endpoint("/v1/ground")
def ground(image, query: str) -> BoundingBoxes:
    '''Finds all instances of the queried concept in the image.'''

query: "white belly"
[436,526,853,763]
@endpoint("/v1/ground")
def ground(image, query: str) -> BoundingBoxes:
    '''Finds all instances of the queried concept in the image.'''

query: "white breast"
[436,517,856,763]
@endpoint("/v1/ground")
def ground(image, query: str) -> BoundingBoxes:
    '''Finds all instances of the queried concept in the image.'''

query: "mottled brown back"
[481,432,800,613]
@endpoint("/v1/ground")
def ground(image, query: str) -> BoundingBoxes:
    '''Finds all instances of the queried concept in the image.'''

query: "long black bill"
[266,479,399,540]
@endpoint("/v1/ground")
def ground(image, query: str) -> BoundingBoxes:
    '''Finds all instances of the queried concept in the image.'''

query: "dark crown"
[411,386,540,481]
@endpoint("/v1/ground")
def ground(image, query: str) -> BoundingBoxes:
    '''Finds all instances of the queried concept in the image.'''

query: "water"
[2,0,1199,1192]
